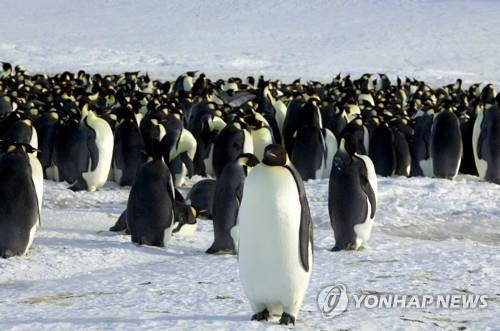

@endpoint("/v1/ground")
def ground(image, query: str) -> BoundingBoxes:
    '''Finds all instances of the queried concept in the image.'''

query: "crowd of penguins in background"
[0,62,499,324]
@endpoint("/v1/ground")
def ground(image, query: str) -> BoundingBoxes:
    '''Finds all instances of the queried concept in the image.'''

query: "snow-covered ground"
[1,0,500,330]
[0,176,499,330]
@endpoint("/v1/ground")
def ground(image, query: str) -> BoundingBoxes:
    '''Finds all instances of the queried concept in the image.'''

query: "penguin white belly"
[230,224,239,254]
[242,129,254,155]
[169,129,197,162]
[163,213,175,245]
[28,153,44,216]
[30,127,39,157]
[321,128,338,178]
[209,116,226,132]
[183,77,193,92]
[175,222,198,236]
[355,153,378,196]
[204,145,215,178]
[472,110,488,179]
[135,113,144,126]
[273,99,287,134]
[353,196,374,249]
[174,163,188,188]
[45,164,59,181]
[238,166,311,316]
[82,115,114,191]
[419,158,434,178]
[363,126,370,154]
[23,222,38,256]
[251,128,273,161]
[254,113,270,128]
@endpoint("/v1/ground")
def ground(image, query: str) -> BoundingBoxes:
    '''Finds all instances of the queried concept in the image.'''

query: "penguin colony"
[1,62,499,325]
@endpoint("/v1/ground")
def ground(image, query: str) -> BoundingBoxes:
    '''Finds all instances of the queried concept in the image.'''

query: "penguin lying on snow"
[0,141,41,258]
[329,134,377,251]
[186,179,216,219]
[238,144,313,326]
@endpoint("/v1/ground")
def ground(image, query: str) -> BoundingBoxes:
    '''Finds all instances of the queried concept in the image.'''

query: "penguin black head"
[237,153,260,175]
[340,133,357,157]
[237,153,260,167]
[0,140,38,155]
[262,144,287,167]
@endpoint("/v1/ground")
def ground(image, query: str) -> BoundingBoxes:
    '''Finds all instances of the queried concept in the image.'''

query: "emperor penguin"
[329,134,377,251]
[212,120,253,178]
[1,113,38,153]
[34,111,60,179]
[0,142,40,258]
[173,71,196,93]
[112,112,145,186]
[246,114,274,161]
[188,101,226,177]
[473,105,500,184]
[207,153,259,255]
[369,123,396,176]
[291,98,337,180]
[430,109,462,179]
[186,179,216,219]
[162,112,197,187]
[238,144,313,326]
[72,110,114,191]
[410,110,434,177]
[126,141,176,247]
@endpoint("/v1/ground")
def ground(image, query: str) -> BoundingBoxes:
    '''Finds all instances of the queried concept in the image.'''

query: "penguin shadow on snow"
[31,236,190,258]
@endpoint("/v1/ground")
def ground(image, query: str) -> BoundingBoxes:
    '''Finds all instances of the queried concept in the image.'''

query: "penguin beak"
[190,206,198,218]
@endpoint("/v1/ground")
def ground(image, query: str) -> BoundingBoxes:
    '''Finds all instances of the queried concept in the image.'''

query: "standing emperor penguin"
[126,141,176,247]
[238,144,313,326]
[212,120,253,178]
[206,153,259,255]
[329,134,377,251]
[73,110,114,191]
[0,142,41,258]
[430,109,462,179]
[473,106,500,184]
[112,113,145,186]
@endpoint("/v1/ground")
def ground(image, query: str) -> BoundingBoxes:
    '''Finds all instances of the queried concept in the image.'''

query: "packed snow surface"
[0,176,498,330]
[1,0,500,330]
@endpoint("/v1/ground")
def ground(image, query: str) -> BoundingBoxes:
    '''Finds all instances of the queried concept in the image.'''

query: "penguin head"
[339,133,357,157]
[262,144,288,167]
[237,153,260,174]
[0,140,38,155]
[173,201,197,233]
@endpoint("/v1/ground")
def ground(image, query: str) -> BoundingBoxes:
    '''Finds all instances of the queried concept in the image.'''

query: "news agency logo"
[316,284,349,319]
[317,284,488,319]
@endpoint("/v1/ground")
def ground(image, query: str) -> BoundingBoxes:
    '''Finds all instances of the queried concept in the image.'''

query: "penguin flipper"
[358,160,377,219]
[30,177,41,226]
[285,164,313,272]
[477,127,486,160]
[110,209,129,233]
[180,152,194,177]
[86,129,99,172]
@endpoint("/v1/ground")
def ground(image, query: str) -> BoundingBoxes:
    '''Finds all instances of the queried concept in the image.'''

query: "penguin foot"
[332,242,358,252]
[206,244,235,255]
[69,180,86,192]
[279,312,295,326]
[0,249,14,259]
[251,309,269,321]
